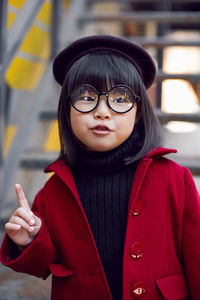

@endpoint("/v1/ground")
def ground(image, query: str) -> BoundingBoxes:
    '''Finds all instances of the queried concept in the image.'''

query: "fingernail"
[29,219,35,225]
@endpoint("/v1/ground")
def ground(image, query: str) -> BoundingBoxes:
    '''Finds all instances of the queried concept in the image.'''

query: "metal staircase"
[0,1,200,298]
[0,0,81,220]
[1,0,200,222]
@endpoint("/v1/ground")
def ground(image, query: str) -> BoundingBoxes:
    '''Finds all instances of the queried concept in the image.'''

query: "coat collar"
[44,147,177,199]
[143,147,177,159]
[44,159,80,202]
[44,147,177,174]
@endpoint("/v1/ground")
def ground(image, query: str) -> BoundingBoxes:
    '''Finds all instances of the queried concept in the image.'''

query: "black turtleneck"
[72,129,142,300]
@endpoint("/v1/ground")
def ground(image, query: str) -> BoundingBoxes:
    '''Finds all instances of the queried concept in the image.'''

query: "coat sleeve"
[182,167,200,299]
[0,187,57,279]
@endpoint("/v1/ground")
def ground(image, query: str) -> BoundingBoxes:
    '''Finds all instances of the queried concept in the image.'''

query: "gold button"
[130,282,146,298]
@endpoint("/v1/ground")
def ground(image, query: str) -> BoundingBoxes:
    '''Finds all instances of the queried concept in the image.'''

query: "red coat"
[1,147,200,299]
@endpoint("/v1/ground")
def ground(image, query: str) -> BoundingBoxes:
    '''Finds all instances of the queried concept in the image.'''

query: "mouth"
[91,125,112,135]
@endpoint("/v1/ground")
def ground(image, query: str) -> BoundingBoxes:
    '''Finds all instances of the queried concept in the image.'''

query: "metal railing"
[0,0,64,218]
[1,0,200,219]
[0,0,90,220]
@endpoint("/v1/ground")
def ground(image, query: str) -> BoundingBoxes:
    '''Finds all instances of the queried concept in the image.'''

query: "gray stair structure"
[20,4,200,182]
[0,2,199,298]
[2,3,200,222]
[78,11,200,24]
[20,103,200,176]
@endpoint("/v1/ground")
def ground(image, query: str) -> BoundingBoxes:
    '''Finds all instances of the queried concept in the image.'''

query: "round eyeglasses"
[69,84,140,114]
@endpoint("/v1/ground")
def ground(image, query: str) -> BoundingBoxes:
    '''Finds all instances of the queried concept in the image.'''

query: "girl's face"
[70,93,137,152]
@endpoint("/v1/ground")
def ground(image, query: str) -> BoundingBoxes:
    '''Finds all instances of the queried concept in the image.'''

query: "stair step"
[40,106,57,120]
[125,0,199,2]
[20,152,58,169]
[155,109,200,124]
[127,37,200,48]
[20,151,200,175]
[157,71,200,82]
[172,158,200,176]
[79,11,200,24]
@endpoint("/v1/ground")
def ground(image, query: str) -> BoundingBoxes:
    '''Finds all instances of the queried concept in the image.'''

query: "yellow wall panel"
[5,57,46,91]
[64,0,70,9]
[3,125,17,157]
[44,120,60,152]
[20,25,50,60]
[37,1,52,26]
[7,11,16,29]
[9,0,26,9]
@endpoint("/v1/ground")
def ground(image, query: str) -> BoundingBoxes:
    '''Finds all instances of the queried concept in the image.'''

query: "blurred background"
[0,0,200,298]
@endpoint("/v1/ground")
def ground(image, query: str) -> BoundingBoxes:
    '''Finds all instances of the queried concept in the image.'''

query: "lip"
[91,125,112,135]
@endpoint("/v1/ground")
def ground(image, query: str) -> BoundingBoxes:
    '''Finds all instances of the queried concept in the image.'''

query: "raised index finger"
[15,184,30,210]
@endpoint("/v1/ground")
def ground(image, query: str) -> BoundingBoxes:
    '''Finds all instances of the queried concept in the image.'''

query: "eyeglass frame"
[68,84,141,114]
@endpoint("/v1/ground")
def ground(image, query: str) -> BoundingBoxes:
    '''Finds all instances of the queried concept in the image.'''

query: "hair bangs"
[65,51,141,94]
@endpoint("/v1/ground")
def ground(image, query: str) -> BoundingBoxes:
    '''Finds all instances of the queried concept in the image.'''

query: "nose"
[94,95,111,119]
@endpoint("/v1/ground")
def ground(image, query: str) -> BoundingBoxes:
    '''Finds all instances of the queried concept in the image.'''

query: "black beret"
[53,35,156,89]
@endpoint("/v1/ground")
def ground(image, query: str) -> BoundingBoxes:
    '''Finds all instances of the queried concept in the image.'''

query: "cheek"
[119,122,135,141]
[116,109,137,135]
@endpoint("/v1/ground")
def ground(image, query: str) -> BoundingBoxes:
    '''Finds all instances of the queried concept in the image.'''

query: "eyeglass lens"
[71,85,136,113]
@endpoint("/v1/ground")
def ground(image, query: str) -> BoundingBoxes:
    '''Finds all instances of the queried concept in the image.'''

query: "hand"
[5,184,42,248]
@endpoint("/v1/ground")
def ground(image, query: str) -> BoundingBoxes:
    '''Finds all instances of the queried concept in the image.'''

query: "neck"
[73,125,143,174]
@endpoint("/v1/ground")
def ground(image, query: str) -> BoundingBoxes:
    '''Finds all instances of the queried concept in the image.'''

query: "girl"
[1,35,200,300]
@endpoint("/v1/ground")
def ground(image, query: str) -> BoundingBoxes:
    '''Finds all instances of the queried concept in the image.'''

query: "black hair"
[57,51,163,166]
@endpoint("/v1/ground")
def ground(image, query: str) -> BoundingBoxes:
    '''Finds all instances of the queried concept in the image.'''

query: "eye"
[110,95,131,104]
[113,96,127,103]
[79,96,95,102]
[109,87,133,104]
